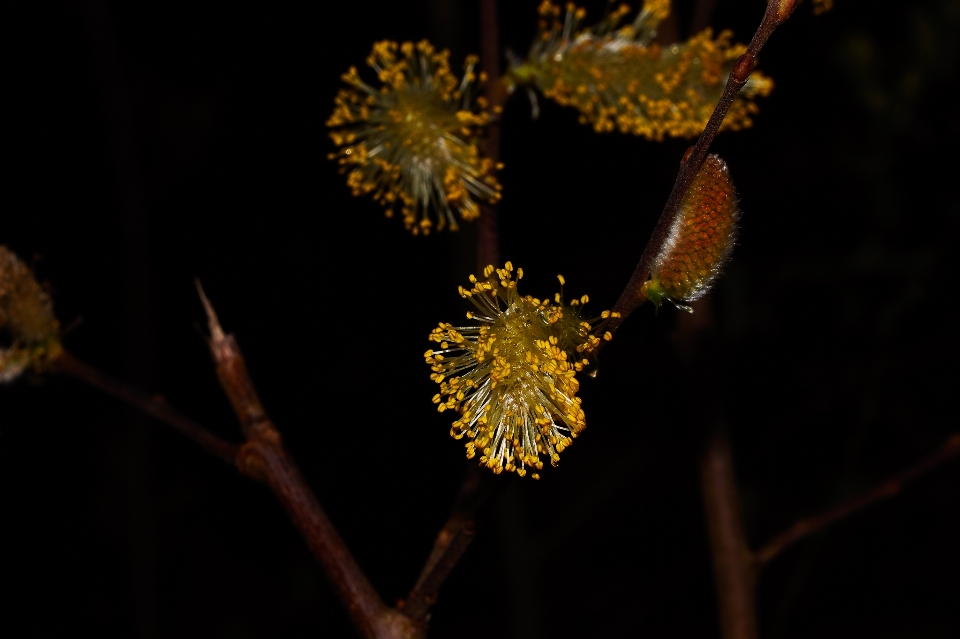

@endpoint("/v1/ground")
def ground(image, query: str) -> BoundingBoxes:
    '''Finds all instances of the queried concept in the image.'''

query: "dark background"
[3,0,959,637]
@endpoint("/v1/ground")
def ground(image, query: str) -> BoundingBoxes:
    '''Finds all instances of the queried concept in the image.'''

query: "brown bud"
[641,155,740,310]
[731,55,755,83]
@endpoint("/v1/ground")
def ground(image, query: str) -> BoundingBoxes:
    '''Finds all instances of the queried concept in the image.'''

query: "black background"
[3,1,959,637]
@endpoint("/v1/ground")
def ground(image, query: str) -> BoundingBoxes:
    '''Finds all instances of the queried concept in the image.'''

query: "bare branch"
[198,286,423,639]
[402,466,495,620]
[701,429,759,639]
[197,281,271,441]
[756,433,960,567]
[52,351,240,465]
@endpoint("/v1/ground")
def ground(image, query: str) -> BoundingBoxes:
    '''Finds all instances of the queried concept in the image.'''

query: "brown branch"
[755,432,960,567]
[603,0,799,338]
[240,437,419,638]
[196,285,422,639]
[52,350,240,465]
[477,0,502,273]
[196,284,271,441]
[55,285,420,638]
[701,429,759,639]
[401,465,494,620]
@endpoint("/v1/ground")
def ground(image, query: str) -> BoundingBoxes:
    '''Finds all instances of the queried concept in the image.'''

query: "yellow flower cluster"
[0,246,61,383]
[641,155,740,310]
[426,263,616,478]
[327,40,502,235]
[507,1,773,140]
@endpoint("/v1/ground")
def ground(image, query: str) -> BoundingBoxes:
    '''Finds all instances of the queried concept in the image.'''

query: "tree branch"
[401,465,495,620]
[196,285,422,639]
[477,0,502,273]
[756,433,960,567]
[701,429,759,639]
[603,0,799,338]
[52,350,240,465]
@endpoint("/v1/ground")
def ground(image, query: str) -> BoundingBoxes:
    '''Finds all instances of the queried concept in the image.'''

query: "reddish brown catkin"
[640,155,739,310]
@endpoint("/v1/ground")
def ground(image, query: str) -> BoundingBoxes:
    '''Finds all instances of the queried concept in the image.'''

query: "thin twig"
[701,429,759,639]
[197,286,421,639]
[477,0,502,273]
[196,283,272,440]
[755,433,960,567]
[603,0,799,337]
[52,350,240,465]
[402,466,494,620]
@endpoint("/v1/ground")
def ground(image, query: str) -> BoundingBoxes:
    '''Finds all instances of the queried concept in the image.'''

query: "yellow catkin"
[0,246,62,382]
[426,264,613,477]
[507,2,773,141]
[327,40,502,235]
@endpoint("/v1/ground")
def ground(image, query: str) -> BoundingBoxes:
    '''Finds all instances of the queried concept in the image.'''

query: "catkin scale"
[641,155,739,308]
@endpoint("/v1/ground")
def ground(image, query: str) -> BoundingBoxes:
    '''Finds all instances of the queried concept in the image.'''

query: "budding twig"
[755,433,960,567]
[605,0,799,337]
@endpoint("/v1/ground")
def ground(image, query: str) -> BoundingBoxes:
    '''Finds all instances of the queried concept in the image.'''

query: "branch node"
[731,54,755,83]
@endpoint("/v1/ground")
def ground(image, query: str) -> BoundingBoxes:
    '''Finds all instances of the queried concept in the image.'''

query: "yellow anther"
[514,4,771,141]
[427,263,604,478]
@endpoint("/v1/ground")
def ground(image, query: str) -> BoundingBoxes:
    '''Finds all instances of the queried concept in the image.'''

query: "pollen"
[426,264,610,477]
[641,155,740,309]
[327,40,502,235]
[0,246,62,383]
[506,2,773,141]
